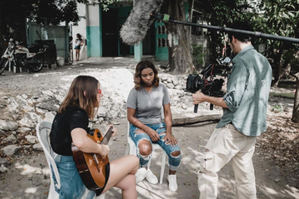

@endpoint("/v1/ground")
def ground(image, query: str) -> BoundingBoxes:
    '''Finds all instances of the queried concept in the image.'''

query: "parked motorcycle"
[0,38,46,74]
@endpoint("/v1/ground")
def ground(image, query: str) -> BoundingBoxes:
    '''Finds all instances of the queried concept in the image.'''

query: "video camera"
[186,57,232,113]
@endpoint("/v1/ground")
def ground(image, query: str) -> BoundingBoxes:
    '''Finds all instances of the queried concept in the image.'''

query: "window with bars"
[157,25,168,47]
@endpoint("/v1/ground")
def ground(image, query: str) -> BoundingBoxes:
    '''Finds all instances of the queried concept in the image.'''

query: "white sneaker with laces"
[168,174,178,192]
[145,169,158,184]
[135,168,147,183]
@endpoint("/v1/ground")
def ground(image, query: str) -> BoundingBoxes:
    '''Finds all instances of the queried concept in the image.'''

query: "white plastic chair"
[36,121,60,199]
[36,120,105,199]
[126,122,167,184]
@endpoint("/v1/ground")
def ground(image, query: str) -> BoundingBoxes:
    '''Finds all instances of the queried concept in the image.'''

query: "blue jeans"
[55,155,95,199]
[129,122,181,170]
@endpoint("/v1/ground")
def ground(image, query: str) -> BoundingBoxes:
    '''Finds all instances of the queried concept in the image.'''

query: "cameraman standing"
[192,21,272,199]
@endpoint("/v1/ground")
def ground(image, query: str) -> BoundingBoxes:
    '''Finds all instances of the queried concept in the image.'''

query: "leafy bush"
[192,44,204,70]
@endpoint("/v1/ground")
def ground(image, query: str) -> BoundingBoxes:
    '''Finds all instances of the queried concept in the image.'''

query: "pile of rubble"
[0,69,220,168]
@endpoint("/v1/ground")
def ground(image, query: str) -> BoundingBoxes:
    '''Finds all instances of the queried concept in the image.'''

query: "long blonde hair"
[59,75,99,118]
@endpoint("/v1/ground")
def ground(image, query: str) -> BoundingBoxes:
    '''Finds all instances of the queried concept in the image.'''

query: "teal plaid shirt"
[216,45,272,136]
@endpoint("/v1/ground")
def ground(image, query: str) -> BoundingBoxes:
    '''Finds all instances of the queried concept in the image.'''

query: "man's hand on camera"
[192,91,206,104]
[193,91,229,109]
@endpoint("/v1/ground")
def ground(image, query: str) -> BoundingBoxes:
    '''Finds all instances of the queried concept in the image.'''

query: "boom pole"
[156,14,299,43]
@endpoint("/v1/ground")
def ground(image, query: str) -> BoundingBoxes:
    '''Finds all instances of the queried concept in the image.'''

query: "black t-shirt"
[50,106,89,156]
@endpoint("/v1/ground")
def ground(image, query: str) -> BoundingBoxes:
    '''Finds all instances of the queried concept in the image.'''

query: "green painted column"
[134,41,142,61]
[87,27,102,57]
[86,4,102,57]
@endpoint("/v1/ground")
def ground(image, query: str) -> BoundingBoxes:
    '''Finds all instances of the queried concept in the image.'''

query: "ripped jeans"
[129,122,181,171]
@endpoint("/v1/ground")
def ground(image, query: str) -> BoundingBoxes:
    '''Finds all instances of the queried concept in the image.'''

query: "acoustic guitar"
[72,126,114,192]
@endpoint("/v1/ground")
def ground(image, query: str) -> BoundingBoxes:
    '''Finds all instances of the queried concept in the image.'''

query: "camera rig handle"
[194,104,199,113]
[186,74,202,113]
[186,74,225,113]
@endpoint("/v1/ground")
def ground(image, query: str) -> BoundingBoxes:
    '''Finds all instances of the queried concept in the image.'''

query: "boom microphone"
[120,0,163,46]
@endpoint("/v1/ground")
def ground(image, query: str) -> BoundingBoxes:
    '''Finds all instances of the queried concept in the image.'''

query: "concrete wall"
[72,3,102,59]
[72,2,142,60]
[86,4,101,57]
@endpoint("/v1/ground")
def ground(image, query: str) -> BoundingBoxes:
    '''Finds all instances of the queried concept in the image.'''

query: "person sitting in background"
[127,60,182,192]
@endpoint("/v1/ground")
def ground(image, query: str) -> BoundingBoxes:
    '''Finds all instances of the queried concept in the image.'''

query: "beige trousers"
[197,124,257,199]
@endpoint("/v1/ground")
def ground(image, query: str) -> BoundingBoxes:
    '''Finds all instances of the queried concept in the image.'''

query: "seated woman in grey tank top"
[127,60,182,192]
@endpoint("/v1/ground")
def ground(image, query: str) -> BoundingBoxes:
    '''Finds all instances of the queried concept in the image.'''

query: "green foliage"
[191,0,298,120]
[0,0,119,53]
[251,0,298,83]
[76,0,122,11]
[100,0,122,11]
[192,0,298,81]
[33,0,65,25]
[192,44,204,69]
[62,1,80,23]
[193,0,255,60]
[271,103,284,112]
[255,0,297,37]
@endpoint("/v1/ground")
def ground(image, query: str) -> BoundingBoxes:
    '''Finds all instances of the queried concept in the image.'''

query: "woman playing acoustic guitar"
[50,75,139,199]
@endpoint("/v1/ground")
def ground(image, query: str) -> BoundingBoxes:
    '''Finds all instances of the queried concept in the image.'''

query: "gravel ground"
[0,57,298,199]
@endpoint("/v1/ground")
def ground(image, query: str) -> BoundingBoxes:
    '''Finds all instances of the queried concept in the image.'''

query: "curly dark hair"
[134,60,159,90]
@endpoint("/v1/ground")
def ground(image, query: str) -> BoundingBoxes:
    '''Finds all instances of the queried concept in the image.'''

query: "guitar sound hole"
[88,129,94,136]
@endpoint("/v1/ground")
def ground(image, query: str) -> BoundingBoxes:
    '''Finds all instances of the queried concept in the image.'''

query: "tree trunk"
[292,73,299,123]
[271,42,287,87]
[272,52,283,87]
[164,0,193,74]
[273,63,291,87]
[172,113,221,126]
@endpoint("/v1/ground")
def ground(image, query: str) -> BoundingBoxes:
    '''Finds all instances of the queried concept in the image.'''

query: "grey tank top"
[126,83,170,124]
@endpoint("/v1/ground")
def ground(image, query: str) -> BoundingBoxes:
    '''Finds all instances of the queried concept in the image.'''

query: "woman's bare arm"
[71,128,109,156]
[163,103,173,135]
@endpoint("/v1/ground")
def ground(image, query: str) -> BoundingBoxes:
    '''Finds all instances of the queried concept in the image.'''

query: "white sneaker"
[168,175,178,192]
[145,169,158,184]
[135,168,147,183]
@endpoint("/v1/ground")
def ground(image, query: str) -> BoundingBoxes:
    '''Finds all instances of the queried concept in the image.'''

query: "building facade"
[71,2,169,61]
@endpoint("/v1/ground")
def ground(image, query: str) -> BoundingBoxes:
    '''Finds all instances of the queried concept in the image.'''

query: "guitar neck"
[101,126,114,145]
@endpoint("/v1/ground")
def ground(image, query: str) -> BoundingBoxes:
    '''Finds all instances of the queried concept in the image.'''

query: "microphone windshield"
[120,0,164,46]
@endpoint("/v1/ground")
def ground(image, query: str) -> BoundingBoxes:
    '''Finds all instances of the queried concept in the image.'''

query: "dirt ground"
[0,58,298,199]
